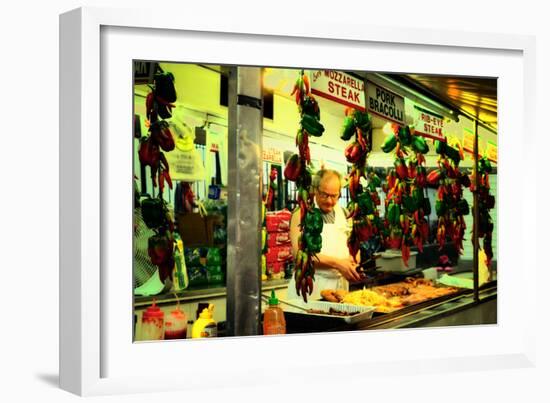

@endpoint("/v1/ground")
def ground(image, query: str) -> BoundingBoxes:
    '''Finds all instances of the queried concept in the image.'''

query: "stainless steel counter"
[358,283,497,330]
[284,282,497,334]
[134,279,290,308]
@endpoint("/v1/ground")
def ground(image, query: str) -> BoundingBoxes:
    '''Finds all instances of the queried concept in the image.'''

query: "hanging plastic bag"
[164,119,206,182]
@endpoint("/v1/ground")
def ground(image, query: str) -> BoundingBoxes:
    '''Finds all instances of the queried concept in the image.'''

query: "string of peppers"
[283,70,325,302]
[340,108,384,265]
[261,200,268,281]
[380,124,431,267]
[261,166,276,280]
[426,140,470,253]
[470,156,495,266]
[265,165,278,211]
[138,70,178,283]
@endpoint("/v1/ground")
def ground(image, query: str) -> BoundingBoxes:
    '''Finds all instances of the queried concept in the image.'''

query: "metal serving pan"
[282,299,375,325]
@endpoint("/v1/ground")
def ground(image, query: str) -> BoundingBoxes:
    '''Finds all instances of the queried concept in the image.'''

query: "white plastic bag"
[164,119,206,182]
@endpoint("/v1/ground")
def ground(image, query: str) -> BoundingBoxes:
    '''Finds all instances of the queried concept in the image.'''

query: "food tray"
[283,299,375,324]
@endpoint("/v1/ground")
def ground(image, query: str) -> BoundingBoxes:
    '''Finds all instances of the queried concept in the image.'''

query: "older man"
[286,169,361,301]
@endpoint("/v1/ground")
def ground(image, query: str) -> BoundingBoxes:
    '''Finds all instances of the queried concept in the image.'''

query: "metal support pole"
[226,66,263,336]
[473,120,480,303]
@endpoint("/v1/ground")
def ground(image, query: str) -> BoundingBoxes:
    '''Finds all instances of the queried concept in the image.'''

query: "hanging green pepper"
[301,113,325,137]
[480,157,492,174]
[411,135,429,154]
[436,140,461,165]
[340,116,356,141]
[369,172,382,188]
[353,110,371,132]
[456,199,470,216]
[435,200,448,216]
[301,96,320,119]
[403,195,416,214]
[381,133,397,153]
[357,192,375,214]
[303,232,322,254]
[412,188,424,207]
[398,126,412,146]
[304,208,324,235]
[296,168,312,189]
[387,202,401,226]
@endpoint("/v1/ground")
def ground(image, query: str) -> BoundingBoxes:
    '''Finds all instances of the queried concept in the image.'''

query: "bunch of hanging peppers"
[283,71,325,302]
[427,140,471,253]
[381,124,431,267]
[265,166,278,211]
[261,201,268,280]
[470,157,495,266]
[140,196,176,283]
[139,71,177,194]
[138,70,179,283]
[340,108,383,265]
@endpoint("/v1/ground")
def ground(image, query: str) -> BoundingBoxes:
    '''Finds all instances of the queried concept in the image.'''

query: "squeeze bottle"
[191,304,217,338]
[263,290,286,335]
[141,300,165,341]
[164,306,188,339]
[173,236,189,290]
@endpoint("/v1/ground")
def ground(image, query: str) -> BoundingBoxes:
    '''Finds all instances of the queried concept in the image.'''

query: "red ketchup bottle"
[141,300,165,341]
[164,307,188,340]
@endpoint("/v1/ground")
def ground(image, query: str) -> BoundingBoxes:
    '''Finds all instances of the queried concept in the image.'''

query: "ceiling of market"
[203,64,498,133]
[386,73,498,132]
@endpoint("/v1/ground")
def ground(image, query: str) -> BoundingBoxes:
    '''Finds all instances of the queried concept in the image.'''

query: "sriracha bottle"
[263,290,286,335]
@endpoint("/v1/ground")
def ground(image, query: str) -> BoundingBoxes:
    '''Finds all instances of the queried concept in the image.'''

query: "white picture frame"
[60,6,537,396]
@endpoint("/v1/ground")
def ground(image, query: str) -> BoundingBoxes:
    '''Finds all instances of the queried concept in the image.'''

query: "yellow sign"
[262,146,283,164]
[462,129,475,154]
[486,141,497,163]
[413,106,445,141]
[311,70,366,111]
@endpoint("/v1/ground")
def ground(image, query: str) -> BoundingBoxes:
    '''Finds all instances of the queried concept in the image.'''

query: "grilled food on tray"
[408,284,458,298]
[320,289,348,303]
[306,308,354,316]
[321,277,459,312]
[399,294,428,306]
[371,283,410,298]
[404,277,434,286]
[321,288,402,313]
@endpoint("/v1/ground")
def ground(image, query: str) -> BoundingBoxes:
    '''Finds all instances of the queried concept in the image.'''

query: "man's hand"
[335,256,362,282]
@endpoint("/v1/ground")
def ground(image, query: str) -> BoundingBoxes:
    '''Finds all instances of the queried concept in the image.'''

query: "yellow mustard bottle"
[191,304,217,338]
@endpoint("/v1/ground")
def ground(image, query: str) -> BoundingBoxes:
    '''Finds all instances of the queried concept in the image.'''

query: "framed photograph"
[60,6,536,396]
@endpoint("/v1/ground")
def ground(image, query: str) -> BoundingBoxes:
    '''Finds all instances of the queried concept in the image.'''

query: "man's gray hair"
[312,169,343,190]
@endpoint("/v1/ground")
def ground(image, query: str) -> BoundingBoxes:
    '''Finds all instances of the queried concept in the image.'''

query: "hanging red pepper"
[141,69,176,195]
[289,71,325,302]
[381,126,431,266]
[265,166,278,211]
[471,157,495,266]
[284,154,302,182]
[431,140,469,255]
[340,108,382,268]
[140,69,178,281]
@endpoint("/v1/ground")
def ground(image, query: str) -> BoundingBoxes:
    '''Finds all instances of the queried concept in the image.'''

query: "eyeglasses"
[317,190,341,201]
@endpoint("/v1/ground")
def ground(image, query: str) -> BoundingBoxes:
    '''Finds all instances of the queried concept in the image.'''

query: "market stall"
[132,62,497,340]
